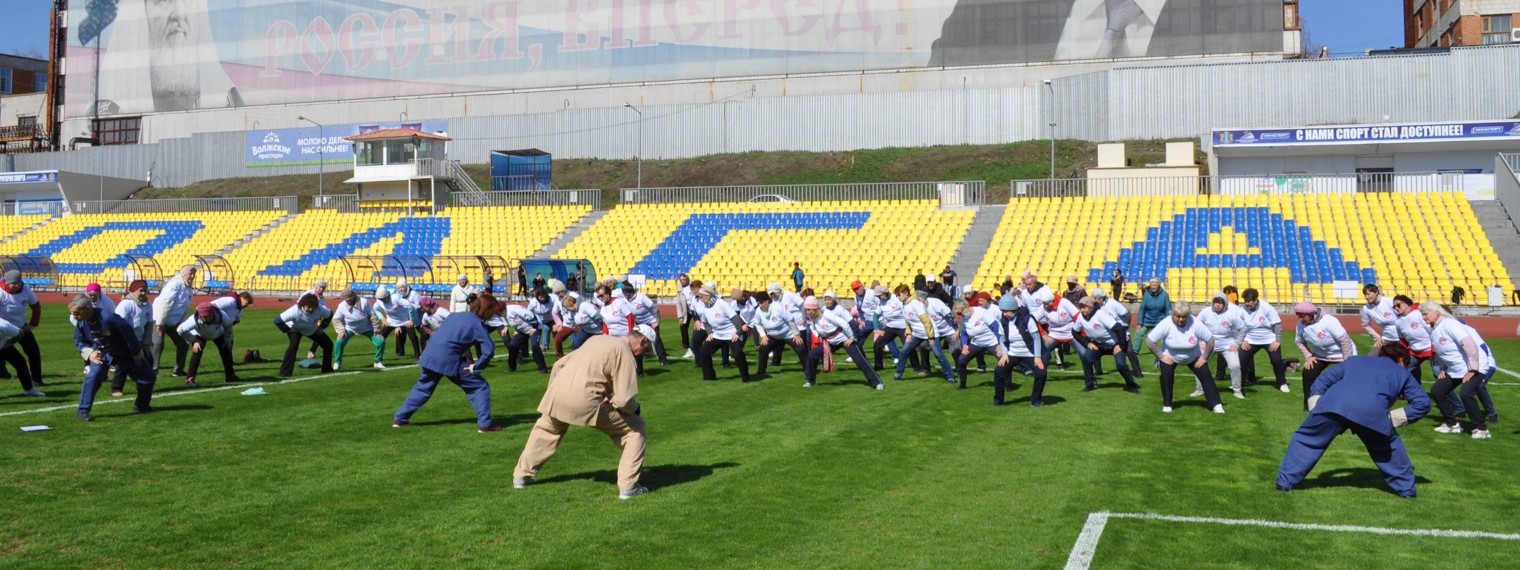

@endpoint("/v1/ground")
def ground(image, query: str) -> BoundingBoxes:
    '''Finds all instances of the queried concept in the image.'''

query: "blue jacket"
[1138,288,1171,327]
[419,312,494,378]
[791,268,804,286]
[74,312,144,363]
[1310,355,1431,437]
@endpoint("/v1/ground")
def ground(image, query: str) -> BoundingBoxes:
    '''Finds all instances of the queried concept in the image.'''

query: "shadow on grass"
[412,413,537,428]
[537,461,740,489]
[1005,395,1067,407]
[1295,468,1432,495]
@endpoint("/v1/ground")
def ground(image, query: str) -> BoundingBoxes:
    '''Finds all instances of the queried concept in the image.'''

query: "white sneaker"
[1161,406,1173,413]
[845,356,854,363]
[1471,429,1492,440]
[22,389,45,397]
[81,366,90,375]
[1189,389,1204,397]
[619,486,650,500]
[803,381,815,388]
[1434,423,1463,434]
[875,382,885,391]
[333,362,341,370]
[513,477,534,488]
[1278,384,1290,393]
[373,362,387,369]
[682,349,694,359]
[1212,404,1226,414]
[1233,390,1245,400]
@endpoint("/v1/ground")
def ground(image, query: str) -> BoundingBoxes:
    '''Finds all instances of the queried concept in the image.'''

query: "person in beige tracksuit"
[513,325,655,499]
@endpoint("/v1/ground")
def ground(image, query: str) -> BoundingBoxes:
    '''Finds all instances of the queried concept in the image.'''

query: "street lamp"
[297,115,324,196]
[1044,79,1056,180]
[623,102,643,189]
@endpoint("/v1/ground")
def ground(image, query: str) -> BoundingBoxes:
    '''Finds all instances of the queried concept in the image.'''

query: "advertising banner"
[0,171,57,185]
[245,119,449,167]
[1214,121,1520,146]
[66,0,1285,119]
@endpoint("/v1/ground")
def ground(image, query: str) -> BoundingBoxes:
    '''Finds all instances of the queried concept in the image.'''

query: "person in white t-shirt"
[1238,288,1291,393]
[1146,303,1225,414]
[803,296,883,390]
[1073,296,1140,394]
[1193,293,1247,400]
[1293,302,1356,410]
[1360,284,1401,349]
[1420,302,1489,438]
[1091,289,1142,378]
[694,284,751,383]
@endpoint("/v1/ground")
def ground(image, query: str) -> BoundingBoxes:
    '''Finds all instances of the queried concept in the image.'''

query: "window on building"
[17,115,36,127]
[1482,14,1513,45]
[354,141,383,166]
[34,74,46,93]
[0,67,11,94]
[384,139,416,164]
[93,117,141,145]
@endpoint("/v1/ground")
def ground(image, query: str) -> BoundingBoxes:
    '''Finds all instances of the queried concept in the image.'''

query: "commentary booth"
[519,259,597,295]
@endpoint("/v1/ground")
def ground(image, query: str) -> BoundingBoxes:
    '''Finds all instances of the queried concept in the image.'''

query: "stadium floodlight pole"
[298,115,324,197]
[1044,79,1055,180]
[624,102,643,188]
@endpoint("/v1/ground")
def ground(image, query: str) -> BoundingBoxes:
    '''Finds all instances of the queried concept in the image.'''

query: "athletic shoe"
[1278,384,1290,393]
[917,371,930,378]
[172,369,186,377]
[1212,404,1225,414]
[682,349,694,359]
[1124,385,1141,394]
[185,377,198,387]
[803,382,815,388]
[976,367,987,373]
[306,351,316,359]
[892,375,903,381]
[81,366,89,375]
[513,477,534,489]
[110,390,124,397]
[874,382,885,391]
[1471,429,1492,440]
[619,486,650,500]
[135,406,155,414]
[478,425,503,433]
[391,420,404,428]
[1082,385,1097,392]
[1189,389,1204,397]
[1031,400,1043,408]
[333,362,342,370]
[373,362,386,369]
[77,411,94,422]
[22,389,45,397]
[1233,390,1245,400]
[1161,406,1173,413]
[845,356,853,363]
[1434,423,1462,434]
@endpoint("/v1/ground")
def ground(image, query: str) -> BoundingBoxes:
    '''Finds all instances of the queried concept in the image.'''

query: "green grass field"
[3,306,1519,568]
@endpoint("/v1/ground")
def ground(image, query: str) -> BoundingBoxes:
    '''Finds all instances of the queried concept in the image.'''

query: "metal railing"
[1503,153,1520,174]
[0,125,45,143]
[70,195,299,214]
[1007,172,1472,199]
[2,201,63,217]
[449,189,603,209]
[619,181,984,205]
[491,175,549,191]
[1010,176,1208,198]
[310,194,360,212]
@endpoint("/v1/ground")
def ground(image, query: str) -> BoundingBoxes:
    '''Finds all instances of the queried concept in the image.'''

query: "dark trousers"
[1276,413,1416,497]
[874,327,905,369]
[692,329,732,368]
[994,356,1047,405]
[1433,373,1492,431]
[1159,360,1222,408]
[0,344,34,391]
[757,336,808,375]
[805,341,881,386]
[79,356,156,413]
[15,330,40,385]
[679,318,692,349]
[1240,343,1287,387]
[392,325,421,357]
[1301,359,1339,410]
[508,332,548,372]
[280,330,334,376]
[699,337,750,382]
[774,329,809,366]
[645,324,669,365]
[393,367,494,429]
[154,325,190,373]
[187,336,237,381]
[1075,341,1137,389]
[956,344,996,389]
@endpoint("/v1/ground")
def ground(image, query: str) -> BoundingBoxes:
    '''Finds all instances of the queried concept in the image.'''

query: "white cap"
[822,290,837,299]
[375,288,391,300]
[767,283,782,293]
[634,324,657,340]
[457,274,469,282]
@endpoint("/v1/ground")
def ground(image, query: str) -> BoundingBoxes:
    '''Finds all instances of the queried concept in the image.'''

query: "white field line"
[1064,511,1520,570]
[0,364,419,418]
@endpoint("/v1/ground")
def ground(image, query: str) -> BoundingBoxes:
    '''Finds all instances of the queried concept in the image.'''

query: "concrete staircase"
[214,214,293,256]
[533,209,609,258]
[0,216,57,246]
[1472,201,1520,287]
[950,204,1005,289]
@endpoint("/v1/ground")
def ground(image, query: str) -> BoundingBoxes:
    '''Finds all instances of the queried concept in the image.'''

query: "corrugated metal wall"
[12,46,1520,189]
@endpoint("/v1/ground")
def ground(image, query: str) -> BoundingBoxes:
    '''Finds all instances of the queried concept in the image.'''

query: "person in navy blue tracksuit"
[392,294,501,432]
[72,295,157,422]
[1276,343,1431,497]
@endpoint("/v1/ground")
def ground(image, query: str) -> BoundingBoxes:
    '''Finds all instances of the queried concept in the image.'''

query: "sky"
[1,1,1408,61]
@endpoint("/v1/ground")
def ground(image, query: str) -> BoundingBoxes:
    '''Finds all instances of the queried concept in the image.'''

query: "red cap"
[196,302,216,319]
[975,292,993,305]
[850,280,862,290]
[128,280,148,292]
